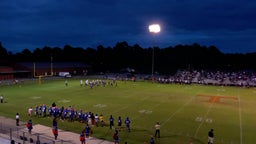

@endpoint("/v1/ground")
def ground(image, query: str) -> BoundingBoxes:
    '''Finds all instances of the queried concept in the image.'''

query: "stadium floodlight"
[148,24,161,83]
[149,24,161,33]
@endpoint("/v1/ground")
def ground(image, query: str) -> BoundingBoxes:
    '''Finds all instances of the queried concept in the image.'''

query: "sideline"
[0,116,112,144]
[31,124,112,144]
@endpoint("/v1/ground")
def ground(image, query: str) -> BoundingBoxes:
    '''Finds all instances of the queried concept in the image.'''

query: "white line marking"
[106,92,157,116]
[132,103,161,120]
[194,101,214,137]
[110,106,129,115]
[161,96,195,127]
[238,96,243,144]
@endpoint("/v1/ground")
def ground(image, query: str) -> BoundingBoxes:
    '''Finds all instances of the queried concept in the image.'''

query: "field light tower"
[148,24,161,82]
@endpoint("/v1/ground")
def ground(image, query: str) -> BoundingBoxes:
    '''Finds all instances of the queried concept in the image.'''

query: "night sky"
[1,0,256,54]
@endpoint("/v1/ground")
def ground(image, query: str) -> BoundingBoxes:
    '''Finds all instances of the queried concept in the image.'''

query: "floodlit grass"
[0,78,256,143]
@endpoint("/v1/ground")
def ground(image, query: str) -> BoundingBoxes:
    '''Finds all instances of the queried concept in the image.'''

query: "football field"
[0,78,255,144]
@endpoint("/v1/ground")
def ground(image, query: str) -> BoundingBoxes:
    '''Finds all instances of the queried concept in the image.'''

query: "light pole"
[148,24,161,82]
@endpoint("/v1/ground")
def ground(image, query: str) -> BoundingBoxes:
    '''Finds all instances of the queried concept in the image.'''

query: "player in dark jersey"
[109,115,114,129]
[125,117,131,132]
[117,116,122,131]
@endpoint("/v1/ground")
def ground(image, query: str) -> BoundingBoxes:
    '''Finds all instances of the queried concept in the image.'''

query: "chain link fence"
[0,122,70,144]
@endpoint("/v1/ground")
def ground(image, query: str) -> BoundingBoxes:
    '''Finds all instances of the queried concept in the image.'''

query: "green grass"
[1,78,256,144]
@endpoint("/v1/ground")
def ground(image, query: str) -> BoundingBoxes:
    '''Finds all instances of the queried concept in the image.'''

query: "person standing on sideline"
[16,113,20,126]
[154,122,160,138]
[80,132,86,144]
[208,129,214,144]
[117,116,122,131]
[52,117,58,129]
[52,117,58,140]
[85,124,91,138]
[28,107,33,117]
[52,126,58,140]
[150,136,155,144]
[27,120,33,134]
[80,80,83,86]
[109,115,114,129]
[65,80,68,86]
[125,117,131,132]
[113,130,119,144]
[99,114,105,127]
[0,95,3,103]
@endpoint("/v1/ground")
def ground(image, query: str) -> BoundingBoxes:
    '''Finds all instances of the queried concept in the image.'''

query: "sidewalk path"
[0,116,112,144]
[32,124,112,144]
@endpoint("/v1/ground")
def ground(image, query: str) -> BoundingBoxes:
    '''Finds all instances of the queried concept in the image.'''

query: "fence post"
[16,127,19,142]
[10,128,12,141]
[36,134,40,144]
[23,131,25,144]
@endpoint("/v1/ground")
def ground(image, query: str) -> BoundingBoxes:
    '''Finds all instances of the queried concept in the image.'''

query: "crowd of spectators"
[156,70,256,87]
[1,69,256,88]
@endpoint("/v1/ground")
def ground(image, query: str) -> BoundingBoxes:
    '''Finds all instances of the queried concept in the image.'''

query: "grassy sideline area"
[0,78,256,143]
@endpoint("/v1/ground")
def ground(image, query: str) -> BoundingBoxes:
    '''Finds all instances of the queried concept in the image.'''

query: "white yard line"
[108,106,130,115]
[238,95,243,144]
[161,96,195,127]
[194,101,214,138]
[106,93,154,116]
[194,94,242,143]
[132,103,161,120]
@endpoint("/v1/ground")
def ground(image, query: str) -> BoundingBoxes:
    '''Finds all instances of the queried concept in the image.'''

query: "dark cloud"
[0,0,256,53]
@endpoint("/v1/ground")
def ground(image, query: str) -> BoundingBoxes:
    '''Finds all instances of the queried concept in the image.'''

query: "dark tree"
[0,42,9,65]
[1,41,256,73]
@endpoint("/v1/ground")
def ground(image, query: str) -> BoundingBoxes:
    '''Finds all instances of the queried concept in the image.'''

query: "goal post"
[38,75,42,85]
[33,62,53,84]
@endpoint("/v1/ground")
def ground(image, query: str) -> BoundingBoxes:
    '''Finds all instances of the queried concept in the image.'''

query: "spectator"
[16,113,20,126]
[52,117,58,129]
[65,80,68,86]
[118,116,122,131]
[113,130,119,144]
[109,115,114,129]
[85,124,91,138]
[208,129,214,144]
[27,120,33,134]
[0,95,3,103]
[150,136,155,144]
[80,132,86,144]
[99,114,105,127]
[154,122,160,138]
[125,117,131,132]
[28,107,33,117]
[52,126,58,140]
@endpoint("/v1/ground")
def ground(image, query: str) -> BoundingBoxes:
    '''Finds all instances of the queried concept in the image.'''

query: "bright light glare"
[149,24,161,33]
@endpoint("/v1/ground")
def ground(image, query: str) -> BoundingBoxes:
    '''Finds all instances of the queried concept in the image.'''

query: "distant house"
[14,62,90,77]
[0,66,14,80]
[0,66,31,80]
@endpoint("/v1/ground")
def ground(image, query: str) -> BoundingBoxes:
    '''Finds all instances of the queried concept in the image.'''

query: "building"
[14,62,89,78]
[0,66,14,80]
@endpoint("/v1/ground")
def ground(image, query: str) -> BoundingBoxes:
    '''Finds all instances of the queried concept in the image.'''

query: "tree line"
[0,41,256,74]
